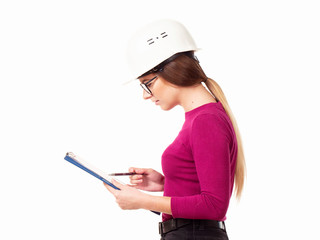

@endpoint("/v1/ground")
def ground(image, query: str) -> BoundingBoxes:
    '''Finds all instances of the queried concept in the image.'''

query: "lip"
[155,100,160,105]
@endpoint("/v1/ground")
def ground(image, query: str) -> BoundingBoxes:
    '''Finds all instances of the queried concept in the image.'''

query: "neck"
[179,83,216,112]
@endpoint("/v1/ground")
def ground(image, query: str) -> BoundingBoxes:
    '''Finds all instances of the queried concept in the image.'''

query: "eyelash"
[146,82,153,87]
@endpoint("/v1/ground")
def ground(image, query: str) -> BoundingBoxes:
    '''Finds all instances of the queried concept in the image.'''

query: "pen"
[108,172,145,176]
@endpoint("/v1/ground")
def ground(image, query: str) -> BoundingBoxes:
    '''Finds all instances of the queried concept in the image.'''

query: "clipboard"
[64,152,161,215]
[64,152,119,190]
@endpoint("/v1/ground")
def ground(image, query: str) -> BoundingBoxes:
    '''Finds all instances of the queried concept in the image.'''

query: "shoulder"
[187,102,227,125]
[190,110,233,143]
[191,112,224,131]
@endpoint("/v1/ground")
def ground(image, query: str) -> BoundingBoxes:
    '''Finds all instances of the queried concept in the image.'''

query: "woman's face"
[139,74,180,111]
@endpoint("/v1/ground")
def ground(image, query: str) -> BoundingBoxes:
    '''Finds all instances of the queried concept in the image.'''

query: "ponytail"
[205,78,246,199]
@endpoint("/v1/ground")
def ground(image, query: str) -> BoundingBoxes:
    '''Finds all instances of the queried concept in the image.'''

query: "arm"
[171,114,233,220]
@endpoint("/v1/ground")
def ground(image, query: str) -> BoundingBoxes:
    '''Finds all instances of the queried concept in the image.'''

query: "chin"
[160,104,176,111]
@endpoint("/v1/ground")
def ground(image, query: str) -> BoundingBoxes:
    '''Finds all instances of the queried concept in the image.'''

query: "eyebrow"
[140,77,154,84]
[138,77,147,83]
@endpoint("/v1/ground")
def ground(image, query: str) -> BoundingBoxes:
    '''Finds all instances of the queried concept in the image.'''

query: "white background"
[1,0,319,239]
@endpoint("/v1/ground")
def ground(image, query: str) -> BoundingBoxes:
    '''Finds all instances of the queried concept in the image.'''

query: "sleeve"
[171,114,232,220]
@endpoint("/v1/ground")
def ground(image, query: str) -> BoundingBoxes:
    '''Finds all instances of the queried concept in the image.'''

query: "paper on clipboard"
[64,152,119,190]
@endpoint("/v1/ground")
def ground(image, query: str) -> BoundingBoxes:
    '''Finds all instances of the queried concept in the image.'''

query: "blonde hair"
[205,78,246,199]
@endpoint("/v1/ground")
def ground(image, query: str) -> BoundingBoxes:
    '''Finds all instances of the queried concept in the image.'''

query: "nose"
[143,90,152,100]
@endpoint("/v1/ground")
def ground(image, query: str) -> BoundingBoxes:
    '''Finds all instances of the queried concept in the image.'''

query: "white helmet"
[127,19,199,79]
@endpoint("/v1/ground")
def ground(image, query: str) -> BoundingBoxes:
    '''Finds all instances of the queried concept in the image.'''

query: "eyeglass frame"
[140,76,158,95]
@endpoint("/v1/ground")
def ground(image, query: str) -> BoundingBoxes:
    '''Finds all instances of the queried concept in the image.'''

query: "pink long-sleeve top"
[161,102,237,222]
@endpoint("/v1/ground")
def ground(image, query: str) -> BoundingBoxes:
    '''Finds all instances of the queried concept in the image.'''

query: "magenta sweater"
[161,102,237,222]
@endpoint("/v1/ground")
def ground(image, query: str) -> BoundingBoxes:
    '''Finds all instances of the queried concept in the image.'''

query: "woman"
[104,19,246,240]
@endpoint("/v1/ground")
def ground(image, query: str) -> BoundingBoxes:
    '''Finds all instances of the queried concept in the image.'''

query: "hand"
[103,179,148,210]
[128,167,164,192]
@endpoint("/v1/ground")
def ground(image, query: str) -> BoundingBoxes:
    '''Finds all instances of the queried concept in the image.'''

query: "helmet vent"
[161,32,168,38]
[147,38,155,45]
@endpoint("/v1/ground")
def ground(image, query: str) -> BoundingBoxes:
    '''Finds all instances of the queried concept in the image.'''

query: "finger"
[130,180,143,186]
[103,182,118,195]
[130,174,143,180]
[128,168,140,180]
[110,178,126,190]
[129,167,147,175]
[130,178,143,183]
[128,167,136,173]
[127,184,139,188]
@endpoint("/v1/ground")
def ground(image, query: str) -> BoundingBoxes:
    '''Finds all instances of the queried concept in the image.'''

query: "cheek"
[159,88,179,110]
[153,80,180,109]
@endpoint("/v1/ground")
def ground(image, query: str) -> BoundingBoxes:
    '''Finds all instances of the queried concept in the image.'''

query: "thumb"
[103,179,122,195]
[110,178,125,190]
[103,181,118,196]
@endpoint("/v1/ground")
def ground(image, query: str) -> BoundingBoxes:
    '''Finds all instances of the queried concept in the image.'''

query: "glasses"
[140,76,157,95]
